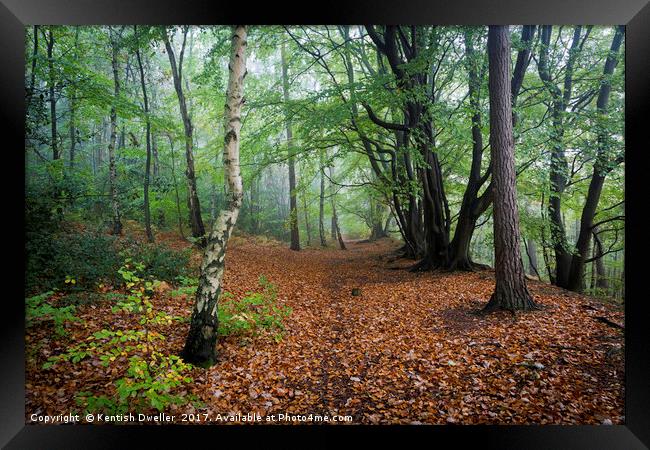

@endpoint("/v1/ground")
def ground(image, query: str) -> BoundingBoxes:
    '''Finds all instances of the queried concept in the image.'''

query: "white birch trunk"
[181,25,247,366]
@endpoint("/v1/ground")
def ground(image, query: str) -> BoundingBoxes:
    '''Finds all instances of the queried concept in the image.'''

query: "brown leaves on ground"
[25,234,624,425]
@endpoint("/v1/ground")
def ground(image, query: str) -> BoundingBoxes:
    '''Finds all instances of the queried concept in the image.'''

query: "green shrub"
[218,276,292,340]
[120,240,191,282]
[75,353,197,415]
[26,230,122,294]
[26,229,191,295]
[26,291,78,336]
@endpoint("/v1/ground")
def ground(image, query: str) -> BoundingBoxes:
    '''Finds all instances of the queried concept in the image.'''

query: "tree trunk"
[152,134,159,178]
[249,174,260,234]
[163,27,206,247]
[384,214,392,235]
[108,27,123,235]
[368,193,387,241]
[167,133,186,239]
[181,26,247,367]
[209,183,217,226]
[329,165,346,250]
[319,150,327,246]
[281,42,301,251]
[135,27,154,243]
[526,238,539,277]
[67,28,79,169]
[46,28,59,161]
[592,228,609,290]
[302,188,312,246]
[483,26,536,312]
[69,99,76,168]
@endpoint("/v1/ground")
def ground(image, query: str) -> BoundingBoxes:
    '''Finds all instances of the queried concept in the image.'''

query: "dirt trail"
[26,234,625,425]
[199,237,624,424]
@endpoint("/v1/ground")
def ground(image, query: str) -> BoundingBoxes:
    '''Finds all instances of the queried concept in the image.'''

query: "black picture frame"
[2,0,648,447]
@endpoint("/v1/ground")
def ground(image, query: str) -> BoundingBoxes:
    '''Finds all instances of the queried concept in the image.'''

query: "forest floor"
[26,228,625,425]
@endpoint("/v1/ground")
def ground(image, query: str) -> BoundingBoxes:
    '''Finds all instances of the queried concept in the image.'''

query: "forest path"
[192,236,624,424]
[25,233,625,425]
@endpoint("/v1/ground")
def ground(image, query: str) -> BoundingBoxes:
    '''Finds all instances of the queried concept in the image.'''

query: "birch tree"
[181,25,247,367]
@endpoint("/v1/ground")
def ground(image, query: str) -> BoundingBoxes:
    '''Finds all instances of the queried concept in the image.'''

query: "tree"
[318,149,327,247]
[537,25,584,287]
[328,161,346,250]
[108,26,124,235]
[365,26,451,270]
[45,27,59,161]
[280,41,301,251]
[135,26,154,243]
[167,132,186,239]
[591,227,609,290]
[302,184,312,246]
[163,26,206,247]
[483,26,537,312]
[68,28,79,169]
[181,25,247,367]
[448,26,535,271]
[565,26,624,292]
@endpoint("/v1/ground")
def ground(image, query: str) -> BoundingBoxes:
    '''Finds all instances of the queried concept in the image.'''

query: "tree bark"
[135,27,154,243]
[592,228,609,290]
[302,187,312,246]
[319,149,327,246]
[329,164,346,250]
[369,197,387,240]
[182,26,247,367]
[163,27,206,247]
[281,42,301,251]
[108,27,123,235]
[483,26,536,312]
[167,133,186,239]
[525,238,539,277]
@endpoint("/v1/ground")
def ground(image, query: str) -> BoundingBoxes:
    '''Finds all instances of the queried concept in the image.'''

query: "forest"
[25,25,625,425]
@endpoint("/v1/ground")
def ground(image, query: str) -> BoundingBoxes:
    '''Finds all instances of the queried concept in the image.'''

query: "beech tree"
[163,26,206,247]
[318,149,327,247]
[483,26,537,312]
[182,25,247,366]
[134,26,154,243]
[281,41,301,251]
[565,26,624,291]
[108,26,123,235]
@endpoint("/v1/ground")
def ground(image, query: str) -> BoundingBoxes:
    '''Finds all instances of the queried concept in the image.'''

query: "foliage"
[26,226,191,295]
[26,291,78,336]
[218,276,292,340]
[75,353,196,414]
[43,258,197,415]
[26,228,122,294]
[120,241,192,283]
